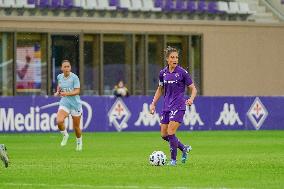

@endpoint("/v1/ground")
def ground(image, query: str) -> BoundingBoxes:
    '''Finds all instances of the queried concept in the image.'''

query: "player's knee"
[167,128,176,135]
[56,118,64,125]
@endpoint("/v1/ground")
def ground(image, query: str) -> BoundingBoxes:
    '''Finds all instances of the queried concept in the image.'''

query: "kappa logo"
[247,97,268,130]
[215,103,243,126]
[134,103,160,127]
[183,104,204,127]
[108,98,131,132]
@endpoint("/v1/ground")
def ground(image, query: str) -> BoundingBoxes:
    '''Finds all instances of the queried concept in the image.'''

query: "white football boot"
[60,134,69,146]
[76,142,82,151]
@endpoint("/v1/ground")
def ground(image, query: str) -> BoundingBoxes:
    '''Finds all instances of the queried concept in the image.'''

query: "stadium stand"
[0,0,280,22]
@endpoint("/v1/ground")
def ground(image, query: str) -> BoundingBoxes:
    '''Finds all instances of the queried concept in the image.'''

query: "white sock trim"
[76,136,82,144]
[60,130,68,136]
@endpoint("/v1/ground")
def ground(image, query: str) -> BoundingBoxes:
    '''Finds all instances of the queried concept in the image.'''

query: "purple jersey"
[159,66,193,111]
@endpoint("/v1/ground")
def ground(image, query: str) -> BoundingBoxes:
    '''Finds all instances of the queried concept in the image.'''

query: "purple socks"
[162,135,185,152]
[168,134,178,161]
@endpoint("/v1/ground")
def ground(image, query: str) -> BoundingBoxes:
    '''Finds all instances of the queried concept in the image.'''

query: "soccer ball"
[149,151,167,166]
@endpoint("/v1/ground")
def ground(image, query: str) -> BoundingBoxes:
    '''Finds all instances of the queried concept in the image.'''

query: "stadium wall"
[0,96,283,133]
[0,17,283,96]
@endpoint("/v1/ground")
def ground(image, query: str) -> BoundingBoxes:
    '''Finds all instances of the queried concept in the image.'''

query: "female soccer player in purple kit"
[150,46,197,166]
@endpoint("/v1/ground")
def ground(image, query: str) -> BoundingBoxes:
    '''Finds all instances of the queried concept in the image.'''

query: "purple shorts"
[160,110,185,124]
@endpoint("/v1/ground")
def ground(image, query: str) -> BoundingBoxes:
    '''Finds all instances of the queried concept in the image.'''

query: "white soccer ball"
[149,151,167,166]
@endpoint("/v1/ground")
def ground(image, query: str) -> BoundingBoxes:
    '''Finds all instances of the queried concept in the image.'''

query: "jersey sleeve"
[158,70,164,86]
[73,75,80,88]
[183,70,193,86]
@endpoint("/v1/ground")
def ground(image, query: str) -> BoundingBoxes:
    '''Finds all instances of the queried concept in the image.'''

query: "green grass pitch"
[0,131,283,189]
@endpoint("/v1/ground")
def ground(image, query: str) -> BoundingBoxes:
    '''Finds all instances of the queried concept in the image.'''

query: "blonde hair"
[164,46,179,58]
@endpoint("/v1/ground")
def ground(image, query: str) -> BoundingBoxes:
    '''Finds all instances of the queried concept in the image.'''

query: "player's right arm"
[150,70,164,114]
[150,86,164,114]
[54,75,61,97]
[54,86,61,96]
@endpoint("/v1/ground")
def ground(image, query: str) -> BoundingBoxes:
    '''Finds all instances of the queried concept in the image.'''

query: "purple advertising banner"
[0,96,283,133]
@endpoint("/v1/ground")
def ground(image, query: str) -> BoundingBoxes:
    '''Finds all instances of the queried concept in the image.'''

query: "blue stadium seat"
[27,0,36,6]
[197,0,206,13]
[51,0,62,9]
[176,0,187,12]
[164,0,175,12]
[154,0,163,9]
[186,0,197,13]
[109,0,117,7]
[207,1,218,14]
[38,0,50,8]
[63,0,73,9]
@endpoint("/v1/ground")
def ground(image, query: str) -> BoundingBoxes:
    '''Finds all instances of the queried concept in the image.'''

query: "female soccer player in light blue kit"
[54,60,83,151]
[150,46,197,166]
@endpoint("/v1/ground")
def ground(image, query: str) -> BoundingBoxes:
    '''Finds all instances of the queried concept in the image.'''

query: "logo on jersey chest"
[164,74,179,84]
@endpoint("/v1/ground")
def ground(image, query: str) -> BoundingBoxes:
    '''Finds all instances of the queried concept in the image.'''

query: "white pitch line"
[4,183,140,189]
[3,183,250,189]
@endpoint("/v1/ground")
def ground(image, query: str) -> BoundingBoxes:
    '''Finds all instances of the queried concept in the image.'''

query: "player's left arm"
[183,70,197,106]
[186,84,197,106]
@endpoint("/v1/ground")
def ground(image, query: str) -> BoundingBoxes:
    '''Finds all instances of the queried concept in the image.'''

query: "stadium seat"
[74,0,82,7]
[197,0,206,13]
[14,0,35,8]
[164,0,175,12]
[217,1,229,14]
[38,0,50,8]
[83,0,97,10]
[142,0,161,12]
[27,0,36,8]
[186,0,197,13]
[2,0,15,8]
[176,0,187,12]
[228,2,239,14]
[51,0,62,8]
[63,0,73,8]
[118,0,131,11]
[14,0,26,8]
[109,0,117,6]
[129,0,143,11]
[207,1,218,14]
[238,2,255,15]
[97,0,116,10]
[154,0,163,8]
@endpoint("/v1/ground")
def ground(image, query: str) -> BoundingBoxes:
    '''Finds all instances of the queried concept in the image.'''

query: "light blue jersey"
[57,72,82,111]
